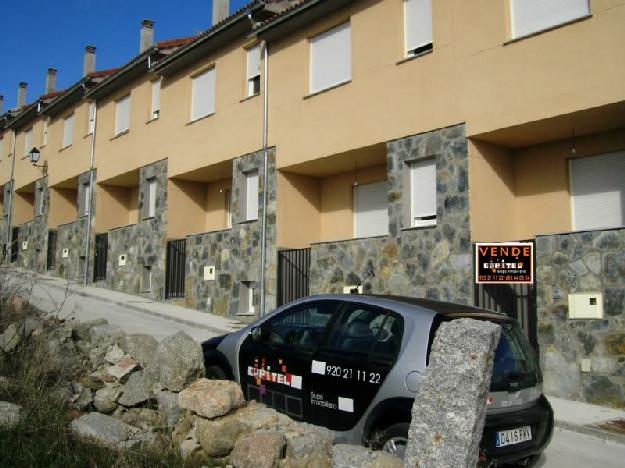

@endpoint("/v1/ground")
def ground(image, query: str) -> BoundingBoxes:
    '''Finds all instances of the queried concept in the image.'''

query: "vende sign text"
[475,242,534,284]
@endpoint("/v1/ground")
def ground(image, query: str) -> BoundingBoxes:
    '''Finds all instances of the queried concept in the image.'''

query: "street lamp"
[26,147,47,176]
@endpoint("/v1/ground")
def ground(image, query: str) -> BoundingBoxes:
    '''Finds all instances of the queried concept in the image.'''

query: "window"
[570,152,625,231]
[63,114,74,148]
[265,301,338,348]
[82,182,91,216]
[146,178,157,218]
[327,304,403,358]
[42,118,49,146]
[87,102,96,134]
[243,170,259,221]
[24,127,33,156]
[410,158,436,227]
[354,181,389,238]
[142,265,152,292]
[404,0,433,56]
[191,67,216,121]
[510,0,590,39]
[225,189,232,228]
[36,186,44,216]
[115,94,131,135]
[151,78,161,119]
[239,281,256,315]
[0,137,3,161]
[310,22,351,94]
[246,45,261,97]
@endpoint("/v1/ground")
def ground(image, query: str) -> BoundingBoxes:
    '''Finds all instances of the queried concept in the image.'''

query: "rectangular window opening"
[36,186,44,216]
[246,45,261,97]
[404,0,433,57]
[82,182,91,216]
[24,128,33,156]
[191,67,216,121]
[239,281,256,315]
[87,102,96,134]
[142,265,152,292]
[354,180,389,238]
[310,22,351,94]
[63,113,74,148]
[115,94,131,135]
[510,0,590,39]
[151,78,161,119]
[146,178,157,218]
[410,158,437,228]
[242,169,259,222]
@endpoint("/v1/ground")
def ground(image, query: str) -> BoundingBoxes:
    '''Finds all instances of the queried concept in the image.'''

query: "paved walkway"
[6,268,244,342]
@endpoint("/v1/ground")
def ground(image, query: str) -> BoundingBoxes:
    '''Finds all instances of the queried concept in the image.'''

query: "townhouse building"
[0,0,623,408]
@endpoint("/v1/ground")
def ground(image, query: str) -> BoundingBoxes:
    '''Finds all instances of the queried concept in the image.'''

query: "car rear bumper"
[480,394,554,465]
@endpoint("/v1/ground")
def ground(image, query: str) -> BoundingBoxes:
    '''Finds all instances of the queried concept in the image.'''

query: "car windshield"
[490,322,539,392]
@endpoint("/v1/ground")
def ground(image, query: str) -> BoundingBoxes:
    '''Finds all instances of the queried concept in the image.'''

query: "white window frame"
[82,182,91,216]
[87,102,96,135]
[243,169,259,222]
[403,0,433,57]
[353,181,389,238]
[191,67,216,121]
[226,188,232,228]
[510,0,590,39]
[151,78,161,119]
[147,178,157,218]
[24,127,33,156]
[114,94,131,136]
[42,118,49,146]
[410,158,437,228]
[569,152,625,231]
[62,113,74,149]
[309,22,352,94]
[36,185,44,216]
[246,44,261,97]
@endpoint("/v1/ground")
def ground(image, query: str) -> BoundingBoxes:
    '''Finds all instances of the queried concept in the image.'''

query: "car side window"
[265,301,337,349]
[327,304,403,358]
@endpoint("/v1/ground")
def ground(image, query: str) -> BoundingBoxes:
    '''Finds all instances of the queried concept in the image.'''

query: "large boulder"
[72,318,108,341]
[155,331,204,391]
[404,318,501,468]
[0,401,22,428]
[196,416,251,457]
[93,386,123,414]
[230,430,286,468]
[156,390,183,430]
[89,324,124,345]
[178,378,244,419]
[331,445,402,468]
[120,334,158,369]
[284,422,334,459]
[0,323,20,353]
[120,408,162,431]
[118,370,158,407]
[70,412,138,448]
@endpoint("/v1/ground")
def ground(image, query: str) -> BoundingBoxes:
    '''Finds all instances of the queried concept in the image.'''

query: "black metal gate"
[93,233,108,282]
[47,230,57,270]
[10,227,19,263]
[277,248,311,306]
[473,241,538,350]
[165,239,186,299]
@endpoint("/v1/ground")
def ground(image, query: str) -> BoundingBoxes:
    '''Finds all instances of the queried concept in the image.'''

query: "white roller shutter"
[151,79,161,118]
[63,114,74,148]
[511,0,590,39]
[115,95,131,135]
[354,181,389,238]
[310,22,351,94]
[148,179,157,218]
[571,152,625,231]
[191,67,216,120]
[404,0,433,54]
[24,128,33,156]
[245,170,259,221]
[410,158,436,227]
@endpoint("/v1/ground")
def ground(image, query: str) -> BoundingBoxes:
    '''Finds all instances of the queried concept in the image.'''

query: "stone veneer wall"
[310,124,472,304]
[0,182,12,251]
[16,177,49,273]
[184,149,277,318]
[536,228,625,408]
[104,160,167,300]
[55,170,97,282]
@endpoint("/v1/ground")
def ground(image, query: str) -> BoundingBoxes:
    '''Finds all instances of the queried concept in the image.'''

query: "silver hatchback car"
[202,295,553,466]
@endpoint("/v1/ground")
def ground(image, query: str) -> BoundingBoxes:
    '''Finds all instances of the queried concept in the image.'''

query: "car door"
[238,300,341,422]
[307,302,404,431]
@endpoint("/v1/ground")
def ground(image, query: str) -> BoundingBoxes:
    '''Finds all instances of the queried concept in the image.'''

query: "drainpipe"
[83,101,97,284]
[259,39,269,316]
[5,129,17,264]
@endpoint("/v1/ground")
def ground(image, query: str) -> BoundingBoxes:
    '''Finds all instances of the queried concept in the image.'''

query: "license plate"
[495,426,532,448]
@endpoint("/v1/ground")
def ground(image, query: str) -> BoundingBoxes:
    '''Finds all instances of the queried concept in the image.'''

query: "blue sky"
[0,0,249,110]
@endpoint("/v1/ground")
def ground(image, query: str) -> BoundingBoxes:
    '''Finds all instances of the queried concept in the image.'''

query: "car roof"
[298,294,512,322]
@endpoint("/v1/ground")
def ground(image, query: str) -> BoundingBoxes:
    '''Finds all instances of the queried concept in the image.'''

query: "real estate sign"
[475,242,534,284]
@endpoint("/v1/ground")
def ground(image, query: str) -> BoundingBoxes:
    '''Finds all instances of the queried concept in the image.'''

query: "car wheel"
[377,422,410,459]
[205,365,229,380]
